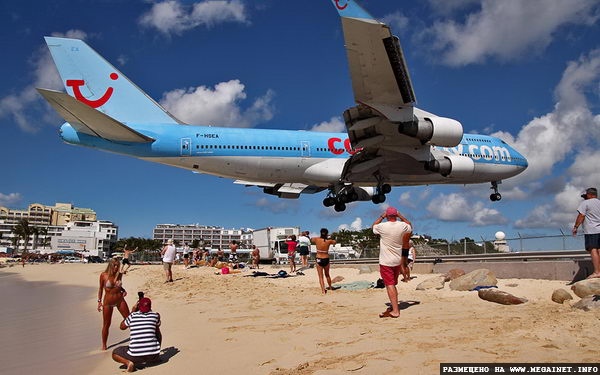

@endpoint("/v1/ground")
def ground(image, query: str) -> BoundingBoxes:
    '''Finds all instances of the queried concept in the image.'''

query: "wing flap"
[37,88,154,143]
[341,16,416,108]
[233,180,325,198]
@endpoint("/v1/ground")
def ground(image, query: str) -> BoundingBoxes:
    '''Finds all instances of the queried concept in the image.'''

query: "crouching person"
[112,297,162,372]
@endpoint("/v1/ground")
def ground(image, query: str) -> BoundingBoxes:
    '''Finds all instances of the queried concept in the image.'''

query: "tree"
[11,219,33,254]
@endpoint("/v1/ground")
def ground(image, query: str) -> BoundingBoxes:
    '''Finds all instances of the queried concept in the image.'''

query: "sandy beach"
[1,262,598,374]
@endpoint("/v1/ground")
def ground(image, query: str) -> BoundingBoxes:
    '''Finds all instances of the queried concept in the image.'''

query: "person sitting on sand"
[311,228,336,294]
[98,258,130,350]
[112,297,162,372]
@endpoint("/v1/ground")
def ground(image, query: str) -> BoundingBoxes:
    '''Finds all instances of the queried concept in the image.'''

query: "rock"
[478,289,527,305]
[331,276,344,284]
[551,289,573,304]
[443,269,466,282]
[570,278,600,298]
[449,269,497,291]
[416,275,446,290]
[572,295,600,311]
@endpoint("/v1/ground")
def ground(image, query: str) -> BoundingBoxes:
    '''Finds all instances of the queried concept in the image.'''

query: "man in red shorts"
[372,207,412,318]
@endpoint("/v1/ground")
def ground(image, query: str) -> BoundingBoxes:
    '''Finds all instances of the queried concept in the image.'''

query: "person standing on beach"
[182,243,191,269]
[372,207,412,319]
[112,297,162,372]
[251,245,260,269]
[298,231,311,268]
[573,187,600,278]
[161,239,176,283]
[228,240,239,267]
[311,228,336,294]
[98,258,130,350]
[286,235,298,273]
[121,245,137,274]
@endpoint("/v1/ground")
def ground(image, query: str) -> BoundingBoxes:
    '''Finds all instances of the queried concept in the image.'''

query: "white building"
[153,224,251,249]
[48,220,118,257]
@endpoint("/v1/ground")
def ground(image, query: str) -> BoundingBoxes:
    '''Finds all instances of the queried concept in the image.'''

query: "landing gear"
[322,182,392,211]
[490,181,502,202]
[371,182,390,204]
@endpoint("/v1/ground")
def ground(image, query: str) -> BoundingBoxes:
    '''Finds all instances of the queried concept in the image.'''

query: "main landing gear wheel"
[372,194,386,204]
[323,197,336,207]
[334,202,346,212]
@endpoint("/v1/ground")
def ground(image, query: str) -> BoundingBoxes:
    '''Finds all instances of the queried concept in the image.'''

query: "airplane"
[37,0,528,212]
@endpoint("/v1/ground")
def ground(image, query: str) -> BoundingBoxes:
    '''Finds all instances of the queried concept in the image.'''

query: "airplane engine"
[425,154,474,178]
[398,116,463,147]
[353,186,377,201]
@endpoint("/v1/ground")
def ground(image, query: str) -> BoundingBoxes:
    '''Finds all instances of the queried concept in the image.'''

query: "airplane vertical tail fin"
[44,36,182,125]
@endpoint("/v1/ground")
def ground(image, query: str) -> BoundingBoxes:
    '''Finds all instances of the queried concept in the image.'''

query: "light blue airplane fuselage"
[60,121,527,185]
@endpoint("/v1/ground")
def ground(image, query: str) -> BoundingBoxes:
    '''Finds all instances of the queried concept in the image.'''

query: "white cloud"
[159,79,275,127]
[310,117,345,132]
[495,49,600,185]
[0,193,23,207]
[253,197,296,214]
[139,0,248,35]
[381,12,410,32]
[426,193,507,226]
[420,0,599,66]
[338,217,363,232]
[494,50,600,230]
[0,30,86,133]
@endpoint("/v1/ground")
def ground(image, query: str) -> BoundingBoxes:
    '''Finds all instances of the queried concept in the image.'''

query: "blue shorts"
[584,233,600,251]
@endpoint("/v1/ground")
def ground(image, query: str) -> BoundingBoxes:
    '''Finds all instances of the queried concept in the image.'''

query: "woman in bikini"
[311,228,336,294]
[97,258,130,350]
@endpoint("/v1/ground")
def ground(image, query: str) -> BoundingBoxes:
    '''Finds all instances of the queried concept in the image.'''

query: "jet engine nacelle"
[425,154,474,178]
[398,116,463,147]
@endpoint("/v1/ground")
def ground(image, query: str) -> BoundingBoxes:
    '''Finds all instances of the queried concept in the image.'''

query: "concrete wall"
[335,259,593,282]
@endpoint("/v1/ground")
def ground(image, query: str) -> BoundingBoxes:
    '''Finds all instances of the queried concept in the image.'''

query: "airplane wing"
[331,1,463,184]
[233,180,326,199]
[332,0,416,111]
[37,88,154,143]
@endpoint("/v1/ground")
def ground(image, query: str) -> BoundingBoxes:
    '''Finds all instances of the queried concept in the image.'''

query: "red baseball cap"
[138,297,152,313]
[385,207,398,216]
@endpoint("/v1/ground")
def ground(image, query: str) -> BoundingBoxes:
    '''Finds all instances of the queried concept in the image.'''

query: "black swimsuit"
[316,257,330,267]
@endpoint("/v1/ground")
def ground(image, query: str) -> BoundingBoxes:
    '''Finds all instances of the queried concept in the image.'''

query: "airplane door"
[180,138,191,156]
[301,141,311,157]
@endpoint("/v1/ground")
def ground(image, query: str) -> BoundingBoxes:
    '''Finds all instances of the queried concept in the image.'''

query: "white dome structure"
[493,231,509,252]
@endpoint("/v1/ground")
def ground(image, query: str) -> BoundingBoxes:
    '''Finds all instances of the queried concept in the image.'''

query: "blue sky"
[1,0,600,243]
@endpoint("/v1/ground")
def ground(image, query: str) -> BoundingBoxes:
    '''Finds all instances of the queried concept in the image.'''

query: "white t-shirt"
[577,198,600,234]
[298,235,311,248]
[373,221,412,267]
[162,245,176,263]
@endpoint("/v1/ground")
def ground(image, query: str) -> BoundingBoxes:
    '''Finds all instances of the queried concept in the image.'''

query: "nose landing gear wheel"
[490,193,502,201]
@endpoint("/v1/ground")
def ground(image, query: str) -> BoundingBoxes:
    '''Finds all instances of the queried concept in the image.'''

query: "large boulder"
[443,269,466,282]
[449,269,497,291]
[478,289,527,305]
[551,289,573,304]
[416,275,446,290]
[571,278,600,298]
[572,295,600,311]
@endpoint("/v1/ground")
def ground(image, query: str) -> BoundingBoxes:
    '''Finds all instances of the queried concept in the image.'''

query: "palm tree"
[11,219,33,254]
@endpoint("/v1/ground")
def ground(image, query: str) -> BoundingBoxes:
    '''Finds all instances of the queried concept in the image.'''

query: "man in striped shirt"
[112,297,162,372]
